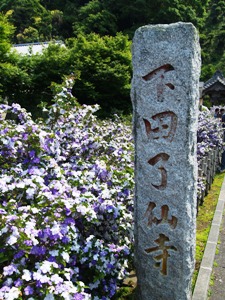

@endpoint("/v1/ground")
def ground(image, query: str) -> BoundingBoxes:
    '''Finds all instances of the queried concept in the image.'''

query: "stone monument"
[131,22,201,299]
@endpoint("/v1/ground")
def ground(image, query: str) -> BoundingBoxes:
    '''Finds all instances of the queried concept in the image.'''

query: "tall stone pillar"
[131,23,201,300]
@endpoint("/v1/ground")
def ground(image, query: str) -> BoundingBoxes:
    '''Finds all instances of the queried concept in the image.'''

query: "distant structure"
[12,41,65,55]
[202,70,225,106]
[199,81,204,108]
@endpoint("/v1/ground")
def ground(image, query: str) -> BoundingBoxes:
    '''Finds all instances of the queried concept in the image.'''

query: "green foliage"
[16,26,39,43]
[67,33,132,117]
[103,0,206,37]
[200,64,217,81]
[1,0,60,42]
[73,0,117,36]
[11,42,72,118]
[200,0,225,76]
[0,13,14,58]
[0,13,29,102]
[0,0,225,116]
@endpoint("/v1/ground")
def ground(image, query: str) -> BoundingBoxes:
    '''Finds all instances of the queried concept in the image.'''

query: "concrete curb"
[192,176,225,300]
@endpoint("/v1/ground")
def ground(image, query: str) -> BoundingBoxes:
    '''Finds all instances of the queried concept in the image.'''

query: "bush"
[0,78,134,299]
[0,78,223,299]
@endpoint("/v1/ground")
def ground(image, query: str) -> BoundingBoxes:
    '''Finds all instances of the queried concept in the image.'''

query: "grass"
[192,172,225,290]
[115,173,225,299]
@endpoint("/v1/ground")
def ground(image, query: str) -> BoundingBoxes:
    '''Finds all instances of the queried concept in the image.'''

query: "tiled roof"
[203,70,225,90]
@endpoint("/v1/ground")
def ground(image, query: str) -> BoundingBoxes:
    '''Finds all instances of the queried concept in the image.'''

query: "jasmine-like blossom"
[0,78,148,298]
[3,265,18,276]
[22,269,32,281]
[24,286,34,295]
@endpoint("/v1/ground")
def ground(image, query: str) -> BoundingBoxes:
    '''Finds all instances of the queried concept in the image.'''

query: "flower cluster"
[197,110,224,196]
[1,78,223,299]
[197,110,223,160]
[0,79,134,299]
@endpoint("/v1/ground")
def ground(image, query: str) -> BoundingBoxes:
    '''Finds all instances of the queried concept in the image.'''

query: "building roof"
[203,70,225,90]
[12,41,64,55]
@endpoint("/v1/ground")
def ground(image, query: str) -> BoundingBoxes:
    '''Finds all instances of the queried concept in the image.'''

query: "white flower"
[40,261,53,274]
[40,275,50,283]
[49,250,59,257]
[16,181,25,189]
[22,269,32,281]
[51,223,61,235]
[51,274,63,284]
[31,207,39,214]
[101,188,110,199]
[33,271,41,281]
[26,187,36,199]
[3,265,18,276]
[64,271,71,281]
[77,204,88,215]
[62,251,69,262]
[7,226,19,246]
[7,235,18,246]
[0,226,8,234]
[6,287,20,300]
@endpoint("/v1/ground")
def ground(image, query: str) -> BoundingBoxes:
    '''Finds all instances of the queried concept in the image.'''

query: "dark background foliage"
[0,0,224,117]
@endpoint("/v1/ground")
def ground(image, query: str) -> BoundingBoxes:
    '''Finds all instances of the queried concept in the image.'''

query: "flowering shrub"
[197,111,223,160]
[0,77,223,299]
[197,110,224,196]
[0,79,134,299]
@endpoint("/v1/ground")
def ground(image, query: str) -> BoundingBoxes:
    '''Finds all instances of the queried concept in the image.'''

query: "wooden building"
[202,70,225,106]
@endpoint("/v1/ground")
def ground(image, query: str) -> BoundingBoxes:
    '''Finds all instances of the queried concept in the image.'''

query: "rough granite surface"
[131,22,201,300]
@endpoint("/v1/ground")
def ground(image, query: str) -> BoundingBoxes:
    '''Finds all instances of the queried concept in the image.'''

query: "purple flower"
[0,208,6,214]
[107,263,114,269]
[36,280,43,288]
[14,278,23,287]
[29,150,36,158]
[48,256,57,263]
[24,240,33,246]
[30,246,46,256]
[62,236,70,244]
[3,264,18,276]
[51,188,58,195]
[64,217,75,225]
[65,208,71,216]
[22,132,29,140]
[14,250,25,260]
[73,293,84,300]
[24,286,34,295]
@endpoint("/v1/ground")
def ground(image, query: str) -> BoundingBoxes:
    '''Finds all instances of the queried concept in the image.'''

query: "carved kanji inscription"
[148,153,169,190]
[145,233,177,275]
[143,111,178,142]
[145,202,178,229]
[142,64,175,102]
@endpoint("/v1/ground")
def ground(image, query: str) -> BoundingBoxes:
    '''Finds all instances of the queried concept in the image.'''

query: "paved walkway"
[192,175,225,300]
[208,206,225,299]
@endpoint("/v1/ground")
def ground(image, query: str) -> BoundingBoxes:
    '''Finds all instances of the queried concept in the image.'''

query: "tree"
[0,13,30,104]
[11,42,72,118]
[1,0,52,43]
[104,0,206,37]
[16,26,39,43]
[67,33,132,116]
[0,13,14,59]
[200,0,225,79]
[72,0,117,36]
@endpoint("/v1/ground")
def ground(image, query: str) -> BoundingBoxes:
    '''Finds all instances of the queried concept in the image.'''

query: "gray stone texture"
[131,22,201,300]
